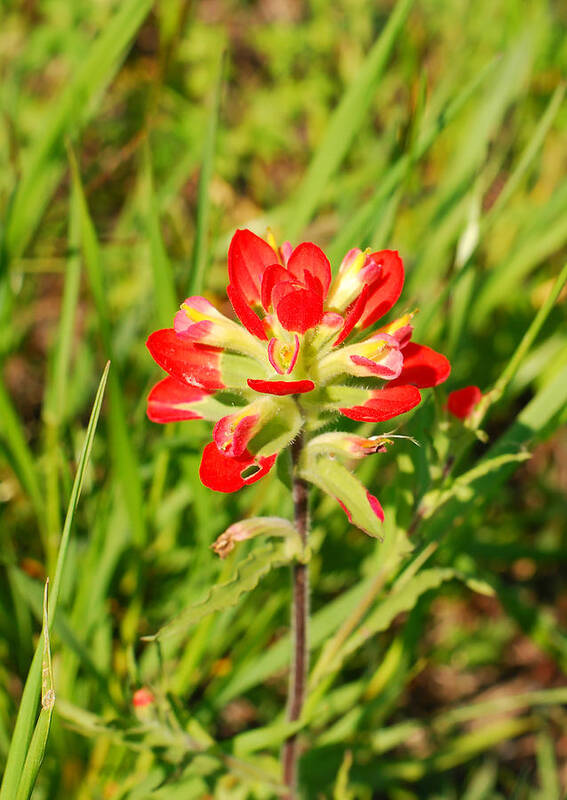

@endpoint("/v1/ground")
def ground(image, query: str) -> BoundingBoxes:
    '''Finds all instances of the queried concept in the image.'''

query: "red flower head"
[132,688,155,708]
[147,230,450,535]
[447,385,483,420]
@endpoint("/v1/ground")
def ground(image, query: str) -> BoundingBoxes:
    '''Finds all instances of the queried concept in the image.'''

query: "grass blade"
[285,0,414,241]
[0,381,44,527]
[327,58,498,265]
[485,81,565,225]
[2,0,153,266]
[480,261,567,412]
[0,362,109,800]
[143,143,178,326]
[69,149,147,548]
[14,582,55,800]
[187,51,225,296]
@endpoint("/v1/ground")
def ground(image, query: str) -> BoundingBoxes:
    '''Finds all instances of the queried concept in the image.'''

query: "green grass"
[0,0,566,797]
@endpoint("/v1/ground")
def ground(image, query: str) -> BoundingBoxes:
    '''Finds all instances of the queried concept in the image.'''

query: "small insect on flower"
[147,229,450,534]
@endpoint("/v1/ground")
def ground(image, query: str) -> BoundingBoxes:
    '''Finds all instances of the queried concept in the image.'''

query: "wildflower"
[447,385,482,420]
[147,230,450,535]
[132,687,155,708]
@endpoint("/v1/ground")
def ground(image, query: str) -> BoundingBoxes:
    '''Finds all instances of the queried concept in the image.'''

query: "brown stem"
[282,433,309,797]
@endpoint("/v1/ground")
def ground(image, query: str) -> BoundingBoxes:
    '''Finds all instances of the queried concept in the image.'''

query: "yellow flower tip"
[265,228,278,253]
[180,302,209,323]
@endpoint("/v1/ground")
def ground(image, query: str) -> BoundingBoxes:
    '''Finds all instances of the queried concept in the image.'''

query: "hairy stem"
[282,434,309,797]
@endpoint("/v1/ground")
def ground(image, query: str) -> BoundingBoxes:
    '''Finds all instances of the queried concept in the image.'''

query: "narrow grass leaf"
[0,381,44,527]
[429,718,535,774]
[485,81,565,225]
[14,583,55,800]
[0,363,108,800]
[473,187,567,325]
[41,180,83,569]
[328,57,498,264]
[536,730,561,800]
[408,34,535,293]
[419,451,532,521]
[143,144,178,327]
[435,687,567,732]
[483,261,567,408]
[70,151,147,547]
[337,568,468,669]
[461,760,498,800]
[3,0,153,265]
[187,51,225,296]
[43,184,82,426]
[421,361,567,545]
[285,0,414,241]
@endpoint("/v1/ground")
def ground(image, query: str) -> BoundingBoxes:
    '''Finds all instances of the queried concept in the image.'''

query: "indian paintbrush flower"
[147,229,450,536]
[447,385,483,420]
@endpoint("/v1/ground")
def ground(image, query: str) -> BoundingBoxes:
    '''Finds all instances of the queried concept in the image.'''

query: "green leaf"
[14,583,54,800]
[285,0,414,240]
[334,567,465,671]
[187,51,225,296]
[327,57,498,265]
[0,379,45,529]
[419,451,532,520]
[0,363,109,800]
[473,188,567,326]
[3,0,153,265]
[300,455,383,539]
[143,541,303,642]
[69,150,147,548]
[420,361,567,544]
[479,261,567,411]
[333,750,354,800]
[536,730,561,800]
[461,760,498,800]
[143,144,178,328]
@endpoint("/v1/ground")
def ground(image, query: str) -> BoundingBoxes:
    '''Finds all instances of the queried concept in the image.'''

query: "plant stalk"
[282,434,309,797]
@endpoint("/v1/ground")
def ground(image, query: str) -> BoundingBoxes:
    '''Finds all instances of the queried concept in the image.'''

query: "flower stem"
[282,433,309,797]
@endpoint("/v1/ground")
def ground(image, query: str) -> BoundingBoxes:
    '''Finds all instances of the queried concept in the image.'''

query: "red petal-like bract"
[261,264,289,311]
[199,442,277,493]
[227,283,268,340]
[276,287,324,333]
[334,284,369,347]
[247,378,315,395]
[146,329,224,392]
[340,385,421,422]
[358,250,404,329]
[349,346,403,379]
[147,377,210,422]
[367,491,385,523]
[336,498,352,522]
[390,342,451,388]
[228,229,279,306]
[336,490,384,524]
[448,385,482,419]
[213,412,260,457]
[286,242,331,297]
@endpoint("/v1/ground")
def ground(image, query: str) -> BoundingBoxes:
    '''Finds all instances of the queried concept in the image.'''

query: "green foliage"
[0,0,566,797]
[144,539,305,643]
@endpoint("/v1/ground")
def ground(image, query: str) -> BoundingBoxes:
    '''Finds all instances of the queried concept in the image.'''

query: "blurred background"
[0,0,566,797]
